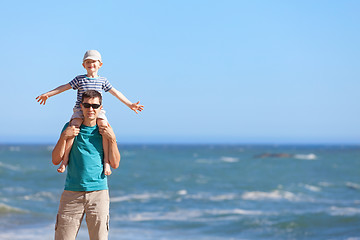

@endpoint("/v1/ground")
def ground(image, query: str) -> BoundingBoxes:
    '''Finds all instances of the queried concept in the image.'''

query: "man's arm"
[99,124,120,169]
[52,126,80,165]
[36,83,72,105]
[108,88,144,114]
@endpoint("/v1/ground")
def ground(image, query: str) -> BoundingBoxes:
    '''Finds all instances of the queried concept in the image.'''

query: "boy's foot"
[57,164,66,173]
[104,162,112,176]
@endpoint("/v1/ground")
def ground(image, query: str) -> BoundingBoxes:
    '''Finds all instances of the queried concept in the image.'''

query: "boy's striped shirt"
[69,75,113,108]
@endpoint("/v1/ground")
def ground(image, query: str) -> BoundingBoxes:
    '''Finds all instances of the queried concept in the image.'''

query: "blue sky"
[1,0,359,144]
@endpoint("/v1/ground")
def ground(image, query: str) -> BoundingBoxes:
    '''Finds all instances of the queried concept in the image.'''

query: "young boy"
[36,50,143,175]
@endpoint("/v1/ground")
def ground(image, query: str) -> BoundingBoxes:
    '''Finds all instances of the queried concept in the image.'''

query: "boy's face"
[82,59,103,74]
[80,97,102,121]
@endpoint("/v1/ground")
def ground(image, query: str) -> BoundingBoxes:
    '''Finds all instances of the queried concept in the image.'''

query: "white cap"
[83,50,102,62]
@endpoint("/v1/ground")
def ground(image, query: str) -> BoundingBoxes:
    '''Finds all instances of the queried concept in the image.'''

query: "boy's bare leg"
[57,118,83,173]
[97,118,111,176]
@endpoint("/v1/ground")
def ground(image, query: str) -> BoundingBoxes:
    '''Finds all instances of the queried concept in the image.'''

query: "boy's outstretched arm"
[108,88,144,113]
[36,83,72,105]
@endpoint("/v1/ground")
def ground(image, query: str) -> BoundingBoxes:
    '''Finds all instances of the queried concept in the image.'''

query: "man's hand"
[99,124,116,142]
[129,101,144,114]
[36,94,49,105]
[62,126,80,139]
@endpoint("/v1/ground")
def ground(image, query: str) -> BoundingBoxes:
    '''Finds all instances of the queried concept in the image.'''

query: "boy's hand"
[129,101,144,114]
[62,126,80,139]
[36,94,49,105]
[99,124,116,142]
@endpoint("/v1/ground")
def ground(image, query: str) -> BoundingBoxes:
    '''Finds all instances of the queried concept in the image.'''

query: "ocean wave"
[220,157,239,163]
[183,192,238,202]
[0,203,28,214]
[328,206,360,216]
[302,184,321,192]
[346,182,360,190]
[293,154,317,160]
[318,181,333,187]
[110,192,170,203]
[195,158,214,164]
[253,152,317,160]
[113,208,266,222]
[209,194,237,201]
[9,146,21,152]
[46,145,54,151]
[241,190,301,202]
[177,190,187,195]
[111,191,242,203]
[0,225,55,240]
[0,162,21,171]
[23,191,58,202]
[122,150,137,156]
[208,208,264,216]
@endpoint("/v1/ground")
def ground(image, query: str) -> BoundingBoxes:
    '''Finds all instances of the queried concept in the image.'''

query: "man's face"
[81,97,102,121]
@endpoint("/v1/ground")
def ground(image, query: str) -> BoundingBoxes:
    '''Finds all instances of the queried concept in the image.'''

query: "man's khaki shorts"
[55,190,109,240]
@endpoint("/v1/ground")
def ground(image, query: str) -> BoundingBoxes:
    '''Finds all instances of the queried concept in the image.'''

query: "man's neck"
[82,119,97,127]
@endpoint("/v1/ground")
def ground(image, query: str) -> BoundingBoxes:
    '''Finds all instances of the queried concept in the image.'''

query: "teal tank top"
[62,123,108,191]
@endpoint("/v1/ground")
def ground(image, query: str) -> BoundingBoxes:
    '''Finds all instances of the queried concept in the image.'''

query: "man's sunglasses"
[82,103,101,109]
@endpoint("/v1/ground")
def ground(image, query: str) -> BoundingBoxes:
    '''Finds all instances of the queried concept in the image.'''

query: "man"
[52,90,120,240]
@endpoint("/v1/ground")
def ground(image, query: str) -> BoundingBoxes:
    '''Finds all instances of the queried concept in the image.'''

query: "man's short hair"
[81,90,102,105]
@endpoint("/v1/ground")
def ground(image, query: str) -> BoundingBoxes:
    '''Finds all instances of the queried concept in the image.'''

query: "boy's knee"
[70,118,83,128]
[97,118,108,127]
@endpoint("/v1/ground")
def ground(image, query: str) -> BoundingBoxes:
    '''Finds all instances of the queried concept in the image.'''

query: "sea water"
[0,144,359,240]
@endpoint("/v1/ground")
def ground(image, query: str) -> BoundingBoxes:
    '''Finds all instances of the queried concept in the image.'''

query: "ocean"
[0,144,359,240]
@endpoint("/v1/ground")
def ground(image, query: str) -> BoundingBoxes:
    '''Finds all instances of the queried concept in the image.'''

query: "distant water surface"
[0,144,359,240]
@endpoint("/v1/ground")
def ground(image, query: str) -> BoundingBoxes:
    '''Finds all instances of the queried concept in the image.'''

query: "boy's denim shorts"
[71,107,108,122]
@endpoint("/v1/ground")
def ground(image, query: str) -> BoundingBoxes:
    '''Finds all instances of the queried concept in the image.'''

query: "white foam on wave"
[112,191,240,203]
[209,208,264,216]
[329,206,360,216]
[177,190,187,195]
[209,194,237,201]
[0,224,168,240]
[0,203,28,214]
[23,191,58,202]
[293,153,317,160]
[113,208,266,222]
[110,192,169,203]
[183,192,238,202]
[0,225,54,240]
[303,184,321,192]
[0,162,21,171]
[241,190,300,202]
[220,157,239,163]
[346,182,360,190]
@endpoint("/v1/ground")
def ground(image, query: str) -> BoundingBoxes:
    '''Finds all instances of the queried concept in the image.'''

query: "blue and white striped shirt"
[69,75,113,108]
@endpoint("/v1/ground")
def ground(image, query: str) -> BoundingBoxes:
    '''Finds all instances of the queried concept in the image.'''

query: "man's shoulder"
[61,122,70,133]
